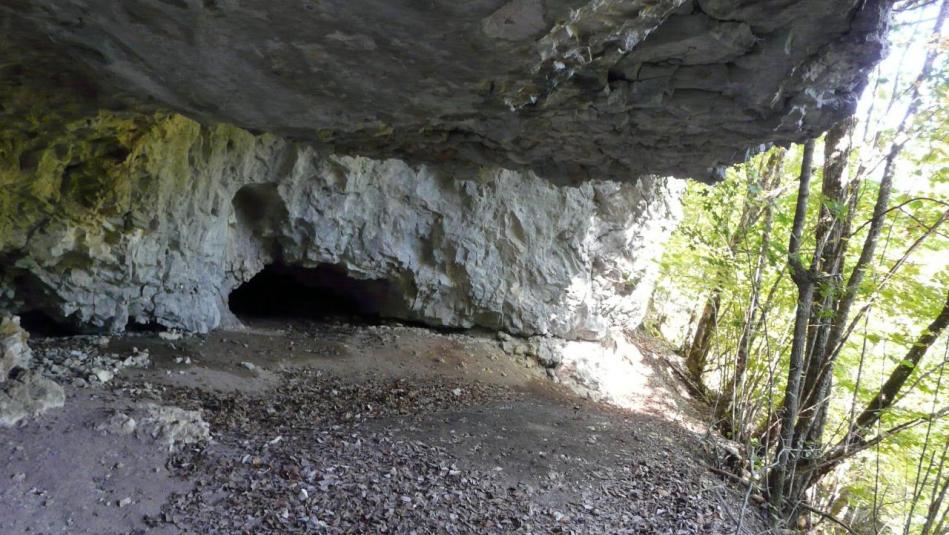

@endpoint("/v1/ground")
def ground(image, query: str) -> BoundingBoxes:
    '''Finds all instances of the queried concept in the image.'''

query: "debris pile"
[31,337,151,387]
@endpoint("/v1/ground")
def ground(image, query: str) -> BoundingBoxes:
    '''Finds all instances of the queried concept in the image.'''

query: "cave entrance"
[16,310,83,337]
[228,263,399,322]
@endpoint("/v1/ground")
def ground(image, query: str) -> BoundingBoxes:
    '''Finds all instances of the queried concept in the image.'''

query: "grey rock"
[28,338,151,387]
[532,337,567,368]
[137,403,212,451]
[497,332,531,357]
[0,371,65,427]
[97,403,211,451]
[0,113,682,339]
[1,316,32,381]
[0,0,889,183]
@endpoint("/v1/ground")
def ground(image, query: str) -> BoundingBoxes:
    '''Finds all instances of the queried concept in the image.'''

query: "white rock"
[96,413,137,435]
[92,368,114,383]
[137,403,211,451]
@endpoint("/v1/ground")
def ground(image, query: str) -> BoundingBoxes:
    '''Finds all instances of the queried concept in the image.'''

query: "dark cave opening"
[228,263,400,322]
[17,309,82,337]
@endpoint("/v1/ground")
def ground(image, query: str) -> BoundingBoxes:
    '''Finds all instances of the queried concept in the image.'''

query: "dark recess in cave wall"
[228,263,397,322]
[16,310,82,337]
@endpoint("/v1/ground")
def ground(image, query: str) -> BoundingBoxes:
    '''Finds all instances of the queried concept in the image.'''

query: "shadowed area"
[228,264,398,321]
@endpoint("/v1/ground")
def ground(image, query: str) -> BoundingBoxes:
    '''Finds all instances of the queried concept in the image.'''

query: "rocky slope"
[2,0,889,183]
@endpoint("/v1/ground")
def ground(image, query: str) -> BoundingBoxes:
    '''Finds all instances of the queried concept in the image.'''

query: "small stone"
[117,497,132,508]
[240,362,256,371]
[92,368,113,383]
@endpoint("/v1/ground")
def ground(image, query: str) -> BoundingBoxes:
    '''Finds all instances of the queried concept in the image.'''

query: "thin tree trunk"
[925,472,949,535]
[767,140,816,518]
[794,119,858,448]
[773,3,949,514]
[853,291,949,432]
[718,150,786,433]
[779,121,860,510]
[920,440,949,535]
[812,294,949,481]
[810,0,947,410]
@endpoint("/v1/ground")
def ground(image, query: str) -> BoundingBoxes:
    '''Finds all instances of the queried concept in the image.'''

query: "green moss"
[0,76,283,256]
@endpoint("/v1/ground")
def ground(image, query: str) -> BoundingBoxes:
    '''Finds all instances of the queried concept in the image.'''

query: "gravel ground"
[3,319,772,534]
[153,370,769,534]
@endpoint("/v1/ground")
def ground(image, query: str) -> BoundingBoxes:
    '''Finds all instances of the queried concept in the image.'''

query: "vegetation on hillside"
[653,1,949,532]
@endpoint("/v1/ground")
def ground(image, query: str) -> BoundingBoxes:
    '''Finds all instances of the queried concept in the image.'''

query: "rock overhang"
[1,0,890,184]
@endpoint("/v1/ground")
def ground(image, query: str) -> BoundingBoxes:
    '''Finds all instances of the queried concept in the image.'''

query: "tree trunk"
[686,152,784,387]
[783,120,859,507]
[853,290,949,432]
[920,441,949,535]
[686,291,720,383]
[717,149,786,432]
[767,139,816,519]
[809,291,949,482]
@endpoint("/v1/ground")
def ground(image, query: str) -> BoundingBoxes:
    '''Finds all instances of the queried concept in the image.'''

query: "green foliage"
[657,123,948,531]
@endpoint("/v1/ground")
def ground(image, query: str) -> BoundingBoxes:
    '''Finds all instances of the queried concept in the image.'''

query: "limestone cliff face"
[0,111,681,337]
[2,0,889,183]
[0,0,891,339]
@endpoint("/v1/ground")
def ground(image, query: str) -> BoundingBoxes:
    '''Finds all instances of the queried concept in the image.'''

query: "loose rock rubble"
[30,337,151,388]
[1,315,158,426]
[97,403,211,451]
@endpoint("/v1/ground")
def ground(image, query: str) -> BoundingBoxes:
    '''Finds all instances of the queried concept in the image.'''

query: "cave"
[16,310,81,338]
[228,263,400,322]
[0,1,917,532]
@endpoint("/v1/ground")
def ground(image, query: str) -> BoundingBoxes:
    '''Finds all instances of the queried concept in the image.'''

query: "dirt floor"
[1,318,772,534]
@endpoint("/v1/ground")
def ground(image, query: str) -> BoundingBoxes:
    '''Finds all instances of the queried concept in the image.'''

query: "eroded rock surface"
[0,108,681,337]
[0,316,64,427]
[0,371,65,427]
[1,0,889,182]
[1,316,33,379]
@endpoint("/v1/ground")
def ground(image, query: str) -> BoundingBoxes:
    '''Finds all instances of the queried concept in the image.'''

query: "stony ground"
[1,318,772,534]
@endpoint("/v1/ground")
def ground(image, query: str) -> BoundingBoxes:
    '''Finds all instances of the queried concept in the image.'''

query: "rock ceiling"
[2,0,889,183]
